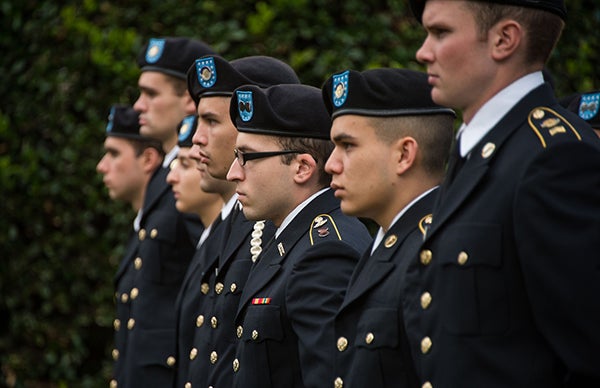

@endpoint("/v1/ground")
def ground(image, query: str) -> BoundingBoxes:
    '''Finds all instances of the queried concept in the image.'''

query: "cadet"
[174,55,300,388]
[322,68,455,388]
[407,0,600,386]
[96,105,164,386]
[227,83,372,388]
[561,90,600,137]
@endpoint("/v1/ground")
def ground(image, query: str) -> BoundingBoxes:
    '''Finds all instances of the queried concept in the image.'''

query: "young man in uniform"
[322,68,455,388]
[406,1,600,386]
[227,83,372,388]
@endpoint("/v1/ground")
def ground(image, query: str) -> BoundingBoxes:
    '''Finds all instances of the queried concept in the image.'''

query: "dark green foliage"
[1,0,597,386]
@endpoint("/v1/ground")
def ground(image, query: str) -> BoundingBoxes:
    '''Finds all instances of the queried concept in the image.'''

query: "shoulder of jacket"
[527,106,583,148]
[308,214,343,245]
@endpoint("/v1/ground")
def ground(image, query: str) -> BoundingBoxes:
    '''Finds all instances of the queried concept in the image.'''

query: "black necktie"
[445,134,466,187]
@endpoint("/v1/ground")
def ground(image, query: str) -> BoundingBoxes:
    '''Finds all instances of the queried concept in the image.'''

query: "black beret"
[560,91,600,129]
[409,0,567,23]
[322,68,455,119]
[177,115,198,147]
[187,55,300,105]
[230,84,332,140]
[137,37,216,80]
[105,105,144,139]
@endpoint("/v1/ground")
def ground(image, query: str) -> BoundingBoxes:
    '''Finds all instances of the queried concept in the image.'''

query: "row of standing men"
[96,1,600,387]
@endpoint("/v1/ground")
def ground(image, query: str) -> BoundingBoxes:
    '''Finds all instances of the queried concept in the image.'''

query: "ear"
[140,148,162,173]
[490,19,522,61]
[394,137,418,176]
[183,93,197,115]
[292,153,318,184]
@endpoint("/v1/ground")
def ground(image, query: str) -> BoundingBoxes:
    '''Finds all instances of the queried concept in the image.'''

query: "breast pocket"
[138,212,180,284]
[355,308,399,350]
[439,223,508,335]
[241,305,284,343]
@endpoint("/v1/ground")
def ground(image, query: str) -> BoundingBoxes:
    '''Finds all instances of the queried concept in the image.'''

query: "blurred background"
[1,0,598,386]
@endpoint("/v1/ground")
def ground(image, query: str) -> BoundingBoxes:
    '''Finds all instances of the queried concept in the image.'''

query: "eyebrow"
[332,132,357,143]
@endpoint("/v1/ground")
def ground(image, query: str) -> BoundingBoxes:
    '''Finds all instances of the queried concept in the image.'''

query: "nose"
[192,122,208,147]
[96,155,108,174]
[166,167,178,185]
[324,147,341,175]
[189,144,202,161]
[133,94,145,112]
[415,36,433,65]
[226,158,243,182]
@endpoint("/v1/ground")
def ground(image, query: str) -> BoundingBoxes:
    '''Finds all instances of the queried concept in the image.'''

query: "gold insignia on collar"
[481,142,496,159]
[549,126,567,136]
[277,242,285,256]
[384,235,397,248]
[532,109,545,119]
[313,216,327,228]
[541,118,560,128]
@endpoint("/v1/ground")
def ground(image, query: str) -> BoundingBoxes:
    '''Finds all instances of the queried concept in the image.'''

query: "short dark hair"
[465,1,564,64]
[129,138,165,158]
[275,136,334,187]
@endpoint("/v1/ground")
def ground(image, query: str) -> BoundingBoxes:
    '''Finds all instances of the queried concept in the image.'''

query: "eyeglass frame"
[233,148,317,166]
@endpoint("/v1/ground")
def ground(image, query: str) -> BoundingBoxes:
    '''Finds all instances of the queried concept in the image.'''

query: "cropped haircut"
[465,1,564,65]
[129,138,165,158]
[275,136,335,187]
[369,114,455,179]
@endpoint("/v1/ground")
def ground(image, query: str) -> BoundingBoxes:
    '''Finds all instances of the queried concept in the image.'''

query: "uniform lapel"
[140,166,170,222]
[114,229,138,285]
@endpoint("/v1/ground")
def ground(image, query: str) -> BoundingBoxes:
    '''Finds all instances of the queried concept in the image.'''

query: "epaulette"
[418,213,433,237]
[527,107,582,148]
[309,214,342,245]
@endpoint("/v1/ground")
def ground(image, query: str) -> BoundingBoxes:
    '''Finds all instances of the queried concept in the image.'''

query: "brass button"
[210,351,218,364]
[150,228,158,239]
[196,315,205,327]
[232,358,240,372]
[337,337,348,352]
[130,287,139,300]
[190,348,198,360]
[334,377,344,388]
[166,356,176,366]
[420,292,432,309]
[138,229,146,240]
[184,383,192,388]
[134,257,142,270]
[457,251,468,265]
[420,249,432,265]
[201,283,209,295]
[421,336,432,354]
[127,318,135,330]
[120,293,129,303]
[211,316,218,329]
[113,319,120,331]
[215,282,224,295]
[230,283,237,293]
[112,348,119,360]
[251,330,259,340]
[236,326,243,338]
[365,332,374,345]
[422,382,433,388]
[110,379,118,388]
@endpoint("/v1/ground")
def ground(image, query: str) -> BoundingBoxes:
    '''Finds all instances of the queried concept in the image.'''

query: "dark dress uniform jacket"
[404,83,600,388]
[232,189,372,388]
[113,165,199,388]
[333,190,437,388]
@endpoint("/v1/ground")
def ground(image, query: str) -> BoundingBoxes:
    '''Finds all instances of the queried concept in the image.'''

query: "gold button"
[166,356,176,366]
[420,249,432,265]
[134,257,142,270]
[215,282,224,294]
[138,229,146,240]
[110,379,118,388]
[112,348,119,360]
[420,292,432,309]
[196,315,205,327]
[127,318,135,330]
[150,228,158,239]
[334,377,344,388]
[365,332,374,345]
[236,326,243,338]
[113,319,121,331]
[211,316,218,329]
[251,330,259,340]
[232,358,240,372]
[230,283,237,293]
[130,288,139,300]
[201,283,209,295]
[457,251,468,265]
[184,383,192,388]
[421,336,432,354]
[337,337,348,352]
[422,382,433,388]
[120,293,129,303]
[190,348,198,360]
[210,351,218,364]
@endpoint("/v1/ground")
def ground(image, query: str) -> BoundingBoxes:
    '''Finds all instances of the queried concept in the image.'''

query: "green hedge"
[1,0,598,386]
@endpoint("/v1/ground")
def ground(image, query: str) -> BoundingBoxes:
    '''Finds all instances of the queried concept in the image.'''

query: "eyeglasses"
[233,148,305,166]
